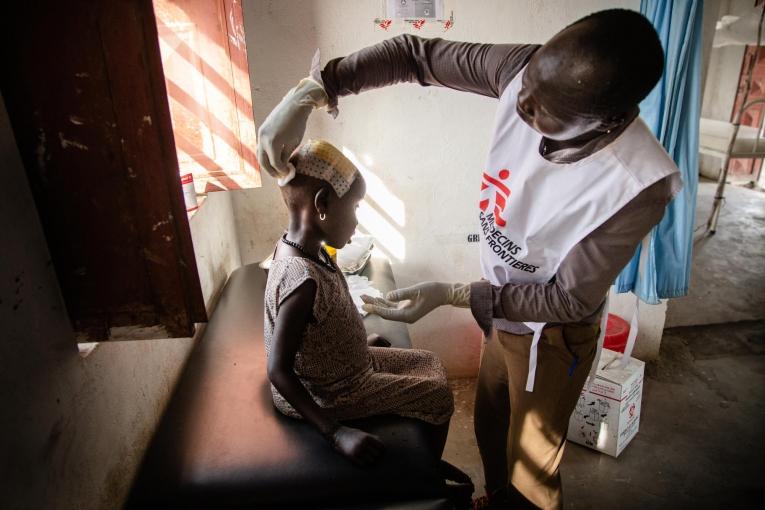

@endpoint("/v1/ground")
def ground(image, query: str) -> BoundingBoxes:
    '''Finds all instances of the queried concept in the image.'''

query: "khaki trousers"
[474,323,599,509]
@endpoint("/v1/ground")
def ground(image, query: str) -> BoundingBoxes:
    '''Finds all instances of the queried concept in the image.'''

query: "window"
[0,0,230,340]
[154,0,261,195]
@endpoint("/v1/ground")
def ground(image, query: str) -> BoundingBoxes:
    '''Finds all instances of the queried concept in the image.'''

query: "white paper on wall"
[386,0,443,20]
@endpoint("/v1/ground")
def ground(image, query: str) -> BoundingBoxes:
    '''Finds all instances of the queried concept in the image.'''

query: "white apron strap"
[524,322,546,392]
[585,292,610,391]
[618,295,640,369]
[616,235,650,369]
[524,235,649,390]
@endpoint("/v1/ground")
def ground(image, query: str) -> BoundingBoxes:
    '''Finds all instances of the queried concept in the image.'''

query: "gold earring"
[320,213,326,221]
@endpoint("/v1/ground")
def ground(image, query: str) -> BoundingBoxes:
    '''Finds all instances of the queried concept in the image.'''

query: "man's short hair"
[568,9,664,116]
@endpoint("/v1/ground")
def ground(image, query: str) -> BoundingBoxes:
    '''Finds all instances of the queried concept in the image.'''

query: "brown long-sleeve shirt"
[317,35,676,335]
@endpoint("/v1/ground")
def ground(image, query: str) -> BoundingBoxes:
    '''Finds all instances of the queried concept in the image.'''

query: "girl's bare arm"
[268,279,384,466]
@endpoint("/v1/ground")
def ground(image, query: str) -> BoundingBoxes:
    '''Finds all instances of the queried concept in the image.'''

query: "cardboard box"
[567,348,645,457]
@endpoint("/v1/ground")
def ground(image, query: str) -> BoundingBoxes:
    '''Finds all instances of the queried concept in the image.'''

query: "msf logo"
[480,169,511,227]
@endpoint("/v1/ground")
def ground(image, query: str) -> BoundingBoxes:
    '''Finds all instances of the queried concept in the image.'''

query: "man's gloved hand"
[256,77,329,183]
[361,282,471,324]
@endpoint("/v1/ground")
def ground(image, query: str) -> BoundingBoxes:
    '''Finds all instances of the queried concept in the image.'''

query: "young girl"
[264,139,454,466]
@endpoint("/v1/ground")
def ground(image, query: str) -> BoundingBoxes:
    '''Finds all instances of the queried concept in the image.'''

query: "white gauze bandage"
[291,139,360,197]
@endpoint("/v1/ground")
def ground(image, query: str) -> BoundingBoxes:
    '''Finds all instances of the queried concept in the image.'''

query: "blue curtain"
[614,0,702,304]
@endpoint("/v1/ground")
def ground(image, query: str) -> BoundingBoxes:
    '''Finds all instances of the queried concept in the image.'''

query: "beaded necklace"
[280,232,337,273]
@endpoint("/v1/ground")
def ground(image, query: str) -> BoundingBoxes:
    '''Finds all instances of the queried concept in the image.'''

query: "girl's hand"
[366,333,391,347]
[330,426,385,466]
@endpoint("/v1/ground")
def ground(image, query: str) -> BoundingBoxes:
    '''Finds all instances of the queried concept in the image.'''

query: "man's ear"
[314,186,330,215]
[599,107,636,133]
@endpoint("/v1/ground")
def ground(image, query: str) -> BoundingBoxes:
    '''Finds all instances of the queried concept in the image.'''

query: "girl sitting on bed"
[264,139,454,466]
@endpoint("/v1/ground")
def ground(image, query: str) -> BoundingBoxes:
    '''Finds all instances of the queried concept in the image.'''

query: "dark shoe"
[472,487,509,510]
[440,460,474,510]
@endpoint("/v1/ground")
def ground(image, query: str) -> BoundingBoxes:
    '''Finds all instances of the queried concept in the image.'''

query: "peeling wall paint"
[57,131,89,151]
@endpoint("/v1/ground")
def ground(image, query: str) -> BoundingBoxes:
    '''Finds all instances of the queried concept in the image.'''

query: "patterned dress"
[264,256,454,425]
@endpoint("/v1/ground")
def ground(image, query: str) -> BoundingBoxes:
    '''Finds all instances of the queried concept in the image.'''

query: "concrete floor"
[442,182,765,509]
[666,181,765,328]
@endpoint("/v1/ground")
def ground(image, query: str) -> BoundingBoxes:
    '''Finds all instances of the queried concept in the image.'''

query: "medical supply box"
[567,348,645,457]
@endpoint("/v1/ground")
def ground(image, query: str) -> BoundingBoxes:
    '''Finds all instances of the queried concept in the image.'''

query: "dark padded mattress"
[126,259,448,509]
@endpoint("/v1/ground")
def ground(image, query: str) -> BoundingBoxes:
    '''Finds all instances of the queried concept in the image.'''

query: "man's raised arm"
[257,36,538,180]
[319,35,538,105]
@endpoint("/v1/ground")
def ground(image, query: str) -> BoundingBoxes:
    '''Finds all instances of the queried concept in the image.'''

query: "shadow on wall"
[343,146,407,262]
[234,0,323,265]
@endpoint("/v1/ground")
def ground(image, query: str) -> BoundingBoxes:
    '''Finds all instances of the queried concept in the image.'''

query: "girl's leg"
[429,419,450,458]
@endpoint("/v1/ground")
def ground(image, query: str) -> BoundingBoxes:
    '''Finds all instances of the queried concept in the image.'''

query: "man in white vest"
[257,9,682,510]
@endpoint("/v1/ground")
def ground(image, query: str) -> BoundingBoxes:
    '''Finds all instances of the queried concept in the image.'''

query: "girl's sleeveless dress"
[264,256,453,425]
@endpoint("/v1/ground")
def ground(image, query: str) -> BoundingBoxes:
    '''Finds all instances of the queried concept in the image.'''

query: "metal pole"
[704,5,765,235]
[707,130,737,234]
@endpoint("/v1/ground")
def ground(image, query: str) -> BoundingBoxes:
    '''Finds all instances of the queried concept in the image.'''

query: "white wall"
[241,0,641,376]
[702,0,753,120]
[700,0,751,179]
[0,91,241,510]
[190,191,242,311]
[701,0,724,100]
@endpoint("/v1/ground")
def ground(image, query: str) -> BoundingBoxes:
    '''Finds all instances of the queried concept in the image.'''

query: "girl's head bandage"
[289,139,360,197]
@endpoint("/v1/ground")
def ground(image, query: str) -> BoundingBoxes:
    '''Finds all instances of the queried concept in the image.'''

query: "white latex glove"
[256,77,329,184]
[361,282,471,324]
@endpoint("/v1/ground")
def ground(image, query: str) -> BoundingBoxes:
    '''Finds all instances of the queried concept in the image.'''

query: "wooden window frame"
[1,0,208,340]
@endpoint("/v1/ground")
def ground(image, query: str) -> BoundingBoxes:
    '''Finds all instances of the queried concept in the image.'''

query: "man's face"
[515,22,612,141]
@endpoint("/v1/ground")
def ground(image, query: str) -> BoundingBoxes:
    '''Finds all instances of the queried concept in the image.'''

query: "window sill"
[186,194,208,221]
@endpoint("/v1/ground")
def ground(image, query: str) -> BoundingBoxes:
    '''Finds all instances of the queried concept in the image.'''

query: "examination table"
[126,259,452,509]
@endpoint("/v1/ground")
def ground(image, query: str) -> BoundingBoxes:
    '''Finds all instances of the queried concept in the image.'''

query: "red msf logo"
[629,403,636,417]
[480,169,511,227]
